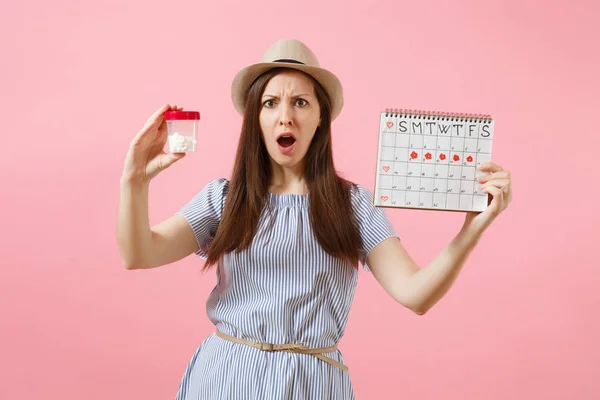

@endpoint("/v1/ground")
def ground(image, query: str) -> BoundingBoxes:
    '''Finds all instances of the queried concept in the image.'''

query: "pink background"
[2,0,598,398]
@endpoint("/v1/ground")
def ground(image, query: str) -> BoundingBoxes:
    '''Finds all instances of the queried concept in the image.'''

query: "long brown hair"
[204,67,362,269]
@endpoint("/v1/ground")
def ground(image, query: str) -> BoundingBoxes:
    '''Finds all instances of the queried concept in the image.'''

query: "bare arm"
[117,178,199,270]
[116,103,195,270]
[366,226,479,315]
[366,161,512,315]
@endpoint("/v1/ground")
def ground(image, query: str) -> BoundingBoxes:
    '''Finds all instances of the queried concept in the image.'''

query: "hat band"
[273,59,305,65]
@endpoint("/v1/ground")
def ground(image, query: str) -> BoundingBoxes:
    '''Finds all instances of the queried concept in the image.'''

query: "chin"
[272,156,301,168]
[269,151,304,168]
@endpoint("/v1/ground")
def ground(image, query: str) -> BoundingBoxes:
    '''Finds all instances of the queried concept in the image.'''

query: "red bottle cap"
[164,111,200,120]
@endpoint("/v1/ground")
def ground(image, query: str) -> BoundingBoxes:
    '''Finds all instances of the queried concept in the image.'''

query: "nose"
[278,103,293,126]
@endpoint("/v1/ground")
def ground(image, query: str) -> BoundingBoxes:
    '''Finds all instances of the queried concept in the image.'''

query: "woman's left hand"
[463,161,513,236]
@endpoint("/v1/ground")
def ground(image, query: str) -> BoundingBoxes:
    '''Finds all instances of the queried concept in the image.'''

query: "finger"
[480,179,510,190]
[132,104,171,144]
[162,151,186,168]
[477,170,511,183]
[481,184,504,210]
[170,104,184,111]
[154,105,179,140]
[145,103,171,127]
[477,161,503,173]
[146,152,186,176]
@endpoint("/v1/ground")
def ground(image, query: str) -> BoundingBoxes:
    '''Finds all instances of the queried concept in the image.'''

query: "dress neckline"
[267,191,310,206]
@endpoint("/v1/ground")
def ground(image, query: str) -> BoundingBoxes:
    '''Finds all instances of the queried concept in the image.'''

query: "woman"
[117,39,512,399]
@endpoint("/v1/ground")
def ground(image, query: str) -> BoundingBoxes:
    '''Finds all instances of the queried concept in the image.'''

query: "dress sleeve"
[175,178,229,259]
[351,184,400,271]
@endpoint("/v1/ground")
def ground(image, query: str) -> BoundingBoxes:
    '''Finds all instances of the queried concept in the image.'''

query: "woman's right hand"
[122,104,186,184]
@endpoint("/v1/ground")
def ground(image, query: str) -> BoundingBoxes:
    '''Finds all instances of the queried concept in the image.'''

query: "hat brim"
[231,62,344,121]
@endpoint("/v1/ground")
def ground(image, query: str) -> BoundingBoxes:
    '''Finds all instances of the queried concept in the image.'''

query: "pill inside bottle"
[164,110,200,153]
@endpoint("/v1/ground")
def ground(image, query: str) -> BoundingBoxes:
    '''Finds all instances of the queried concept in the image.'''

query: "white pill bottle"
[165,110,200,153]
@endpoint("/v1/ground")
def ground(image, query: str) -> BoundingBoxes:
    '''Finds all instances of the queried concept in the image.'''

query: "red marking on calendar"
[386,121,394,129]
[410,151,418,159]
[425,152,432,160]
[439,153,446,160]
[381,196,389,202]
[453,154,460,162]
[383,166,390,172]
[466,155,473,162]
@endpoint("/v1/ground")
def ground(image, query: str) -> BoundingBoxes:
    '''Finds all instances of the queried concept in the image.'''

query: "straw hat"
[231,39,344,120]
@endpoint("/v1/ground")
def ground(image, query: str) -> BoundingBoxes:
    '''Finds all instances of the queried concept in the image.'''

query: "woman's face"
[259,70,321,170]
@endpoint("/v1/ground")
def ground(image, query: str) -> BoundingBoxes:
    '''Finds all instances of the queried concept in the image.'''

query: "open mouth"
[277,135,296,148]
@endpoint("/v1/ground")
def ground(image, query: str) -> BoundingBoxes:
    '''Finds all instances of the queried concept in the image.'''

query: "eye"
[296,99,308,107]
[263,99,276,108]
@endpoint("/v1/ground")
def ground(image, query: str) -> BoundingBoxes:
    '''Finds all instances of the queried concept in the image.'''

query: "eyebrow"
[262,93,311,99]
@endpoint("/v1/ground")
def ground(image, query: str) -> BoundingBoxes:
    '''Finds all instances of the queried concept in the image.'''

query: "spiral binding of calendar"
[384,108,492,123]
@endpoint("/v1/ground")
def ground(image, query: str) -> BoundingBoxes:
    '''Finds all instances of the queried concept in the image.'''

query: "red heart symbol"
[381,196,389,202]
[383,166,390,172]
[386,121,394,129]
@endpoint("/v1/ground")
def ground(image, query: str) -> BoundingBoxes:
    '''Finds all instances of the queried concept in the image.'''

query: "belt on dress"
[215,330,349,372]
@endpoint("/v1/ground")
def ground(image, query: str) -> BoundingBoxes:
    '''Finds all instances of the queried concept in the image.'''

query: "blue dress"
[174,178,399,399]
